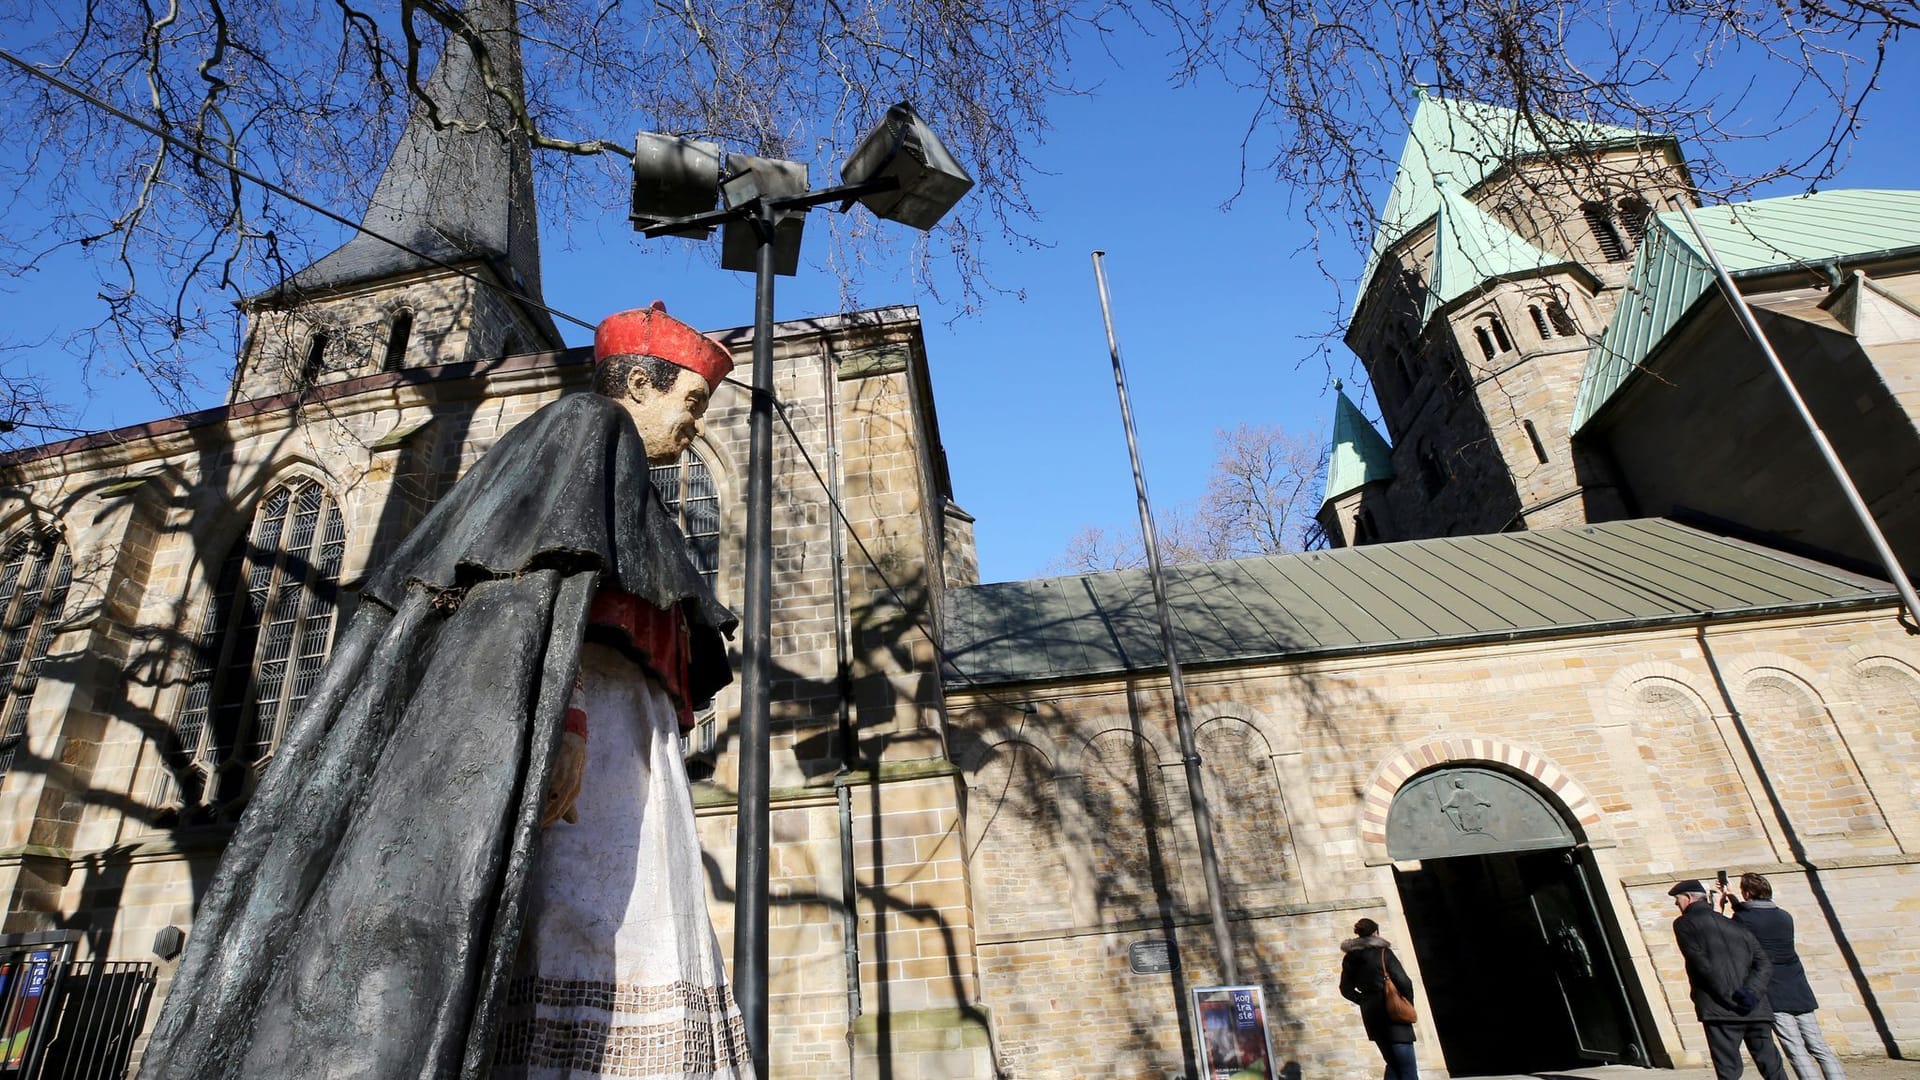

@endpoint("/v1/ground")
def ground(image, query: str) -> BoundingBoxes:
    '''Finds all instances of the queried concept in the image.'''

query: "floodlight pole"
[642,179,898,1080]
[735,201,777,1080]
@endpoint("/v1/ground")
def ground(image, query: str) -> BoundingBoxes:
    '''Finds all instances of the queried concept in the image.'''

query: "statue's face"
[618,363,711,465]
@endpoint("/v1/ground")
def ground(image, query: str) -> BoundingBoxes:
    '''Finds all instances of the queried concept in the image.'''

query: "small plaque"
[1128,939,1175,975]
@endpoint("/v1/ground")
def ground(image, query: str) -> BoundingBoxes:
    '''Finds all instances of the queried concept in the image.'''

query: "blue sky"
[5,18,1918,584]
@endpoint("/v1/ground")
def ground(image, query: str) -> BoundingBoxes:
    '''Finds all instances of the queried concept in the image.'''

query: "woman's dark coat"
[1733,900,1818,1014]
[1340,936,1416,1043]
[136,394,735,1080]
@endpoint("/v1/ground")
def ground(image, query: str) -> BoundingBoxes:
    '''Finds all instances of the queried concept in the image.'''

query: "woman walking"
[1340,917,1420,1080]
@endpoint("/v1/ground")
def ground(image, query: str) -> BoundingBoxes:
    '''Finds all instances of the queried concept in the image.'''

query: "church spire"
[1322,381,1395,505]
[274,0,557,345]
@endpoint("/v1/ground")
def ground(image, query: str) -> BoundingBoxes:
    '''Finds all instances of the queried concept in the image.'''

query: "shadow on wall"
[0,384,495,966]
[939,576,1399,1079]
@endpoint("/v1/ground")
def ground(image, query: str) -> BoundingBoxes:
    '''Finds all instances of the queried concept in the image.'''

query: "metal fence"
[34,961,155,1080]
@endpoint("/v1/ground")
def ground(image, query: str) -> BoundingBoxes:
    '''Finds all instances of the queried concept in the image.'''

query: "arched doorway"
[1388,765,1648,1076]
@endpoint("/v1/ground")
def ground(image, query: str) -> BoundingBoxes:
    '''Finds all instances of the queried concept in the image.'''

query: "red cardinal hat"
[594,301,733,389]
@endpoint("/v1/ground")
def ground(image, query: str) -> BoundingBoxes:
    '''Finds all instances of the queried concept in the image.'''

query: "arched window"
[1417,444,1449,495]
[382,310,413,372]
[1389,343,1416,392]
[1582,202,1628,262]
[650,448,720,590]
[1619,196,1652,243]
[1546,300,1579,337]
[300,331,331,383]
[1353,508,1379,545]
[173,478,345,814]
[1530,305,1553,339]
[1523,419,1551,463]
[0,526,72,779]
[1489,316,1513,353]
[1474,326,1495,362]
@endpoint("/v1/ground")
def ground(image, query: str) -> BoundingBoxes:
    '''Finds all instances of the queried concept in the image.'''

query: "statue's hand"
[543,732,586,827]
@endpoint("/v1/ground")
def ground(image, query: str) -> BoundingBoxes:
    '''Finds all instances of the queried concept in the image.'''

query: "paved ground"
[1467,1058,1920,1080]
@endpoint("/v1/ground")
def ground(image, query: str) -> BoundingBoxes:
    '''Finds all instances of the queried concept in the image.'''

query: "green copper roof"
[1323,386,1395,503]
[1573,189,1920,430]
[1357,94,1649,317]
[1422,184,1567,320]
[941,519,1894,687]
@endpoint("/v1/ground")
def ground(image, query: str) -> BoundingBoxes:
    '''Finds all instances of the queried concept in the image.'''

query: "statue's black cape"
[137,393,736,1080]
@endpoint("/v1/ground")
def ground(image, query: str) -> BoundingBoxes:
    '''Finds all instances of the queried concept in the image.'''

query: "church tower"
[1342,93,1692,541]
[1317,381,1395,546]
[230,0,562,402]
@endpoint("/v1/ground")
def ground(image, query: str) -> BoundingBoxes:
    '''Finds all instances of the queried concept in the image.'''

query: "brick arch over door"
[1357,736,1603,864]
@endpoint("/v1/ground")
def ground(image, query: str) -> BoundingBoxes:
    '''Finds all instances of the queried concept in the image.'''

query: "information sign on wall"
[1128,939,1174,975]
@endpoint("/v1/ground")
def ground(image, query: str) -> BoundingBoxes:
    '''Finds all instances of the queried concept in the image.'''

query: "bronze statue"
[139,304,752,1079]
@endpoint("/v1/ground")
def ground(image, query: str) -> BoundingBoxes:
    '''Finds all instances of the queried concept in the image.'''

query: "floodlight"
[720,154,810,275]
[839,102,974,231]
[631,132,722,238]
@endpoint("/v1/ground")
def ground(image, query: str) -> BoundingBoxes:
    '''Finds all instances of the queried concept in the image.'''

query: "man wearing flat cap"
[141,304,753,1079]
[1670,878,1789,1080]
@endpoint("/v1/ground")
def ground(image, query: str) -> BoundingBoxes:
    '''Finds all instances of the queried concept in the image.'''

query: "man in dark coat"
[1730,872,1849,1080]
[1671,879,1789,1080]
[138,304,742,1079]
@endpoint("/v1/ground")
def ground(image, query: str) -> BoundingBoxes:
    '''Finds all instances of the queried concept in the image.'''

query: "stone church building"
[0,8,1914,1077]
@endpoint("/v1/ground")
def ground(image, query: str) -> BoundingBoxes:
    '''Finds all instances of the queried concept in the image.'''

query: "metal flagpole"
[1090,250,1240,985]
[1670,197,1920,630]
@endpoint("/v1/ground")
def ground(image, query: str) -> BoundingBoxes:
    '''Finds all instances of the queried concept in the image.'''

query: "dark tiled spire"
[273,0,557,343]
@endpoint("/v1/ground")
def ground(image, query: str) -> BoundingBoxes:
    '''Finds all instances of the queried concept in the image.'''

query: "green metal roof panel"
[1323,388,1395,502]
[941,519,1895,687]
[1574,189,1920,429]
[1423,185,1566,320]
[1358,94,1651,316]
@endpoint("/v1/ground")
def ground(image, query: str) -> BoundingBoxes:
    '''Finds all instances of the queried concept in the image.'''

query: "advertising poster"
[1192,985,1276,1080]
[1,951,52,1069]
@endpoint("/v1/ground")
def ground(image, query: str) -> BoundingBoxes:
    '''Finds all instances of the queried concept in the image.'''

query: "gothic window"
[1619,196,1653,243]
[649,448,720,591]
[300,332,331,383]
[173,478,345,814]
[0,526,72,779]
[651,450,722,770]
[1547,300,1578,336]
[1582,202,1629,262]
[1489,316,1513,353]
[382,310,413,372]
[1530,305,1552,339]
